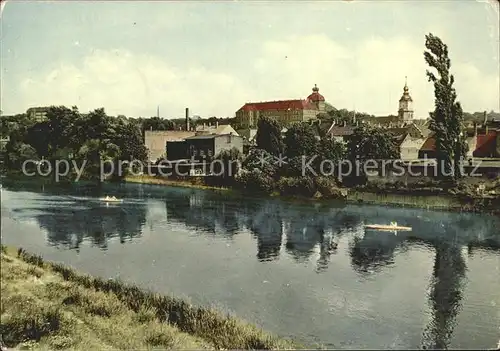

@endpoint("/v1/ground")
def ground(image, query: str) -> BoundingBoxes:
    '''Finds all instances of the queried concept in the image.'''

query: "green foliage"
[5,142,39,170]
[424,33,467,180]
[319,137,345,163]
[241,148,277,177]
[214,147,242,179]
[314,176,345,199]
[283,123,318,159]
[255,117,283,156]
[139,117,174,133]
[235,169,274,193]
[277,176,316,197]
[326,108,374,123]
[2,106,149,182]
[346,125,399,161]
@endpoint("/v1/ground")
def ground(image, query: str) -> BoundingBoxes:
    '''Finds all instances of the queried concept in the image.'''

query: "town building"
[418,124,498,160]
[184,133,243,161]
[26,107,50,122]
[195,123,239,136]
[144,130,195,163]
[326,125,354,144]
[144,108,195,162]
[235,85,334,128]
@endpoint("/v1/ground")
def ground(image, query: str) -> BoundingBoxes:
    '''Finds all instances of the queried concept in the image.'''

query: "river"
[1,180,499,349]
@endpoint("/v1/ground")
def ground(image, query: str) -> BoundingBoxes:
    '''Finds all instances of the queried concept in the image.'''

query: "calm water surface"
[1,180,499,349]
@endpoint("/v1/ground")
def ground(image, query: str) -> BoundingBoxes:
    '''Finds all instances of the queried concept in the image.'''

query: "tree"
[25,121,51,158]
[424,33,467,180]
[255,116,283,156]
[5,142,39,170]
[319,137,346,163]
[345,125,399,186]
[140,117,174,132]
[44,106,80,154]
[282,123,319,177]
[241,148,278,177]
[115,121,148,162]
[76,139,120,182]
[214,147,242,181]
[346,125,399,161]
[283,123,318,159]
[317,137,346,176]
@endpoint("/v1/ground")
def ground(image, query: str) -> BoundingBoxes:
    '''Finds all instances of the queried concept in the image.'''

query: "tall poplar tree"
[424,33,467,180]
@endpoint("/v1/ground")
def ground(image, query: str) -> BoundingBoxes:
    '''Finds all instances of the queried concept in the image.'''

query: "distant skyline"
[1,0,499,119]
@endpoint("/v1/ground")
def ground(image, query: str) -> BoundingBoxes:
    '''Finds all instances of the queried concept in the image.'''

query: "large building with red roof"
[235,85,332,128]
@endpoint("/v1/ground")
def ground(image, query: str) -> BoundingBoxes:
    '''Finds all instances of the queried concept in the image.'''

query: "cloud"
[251,34,499,117]
[13,34,500,119]
[17,49,252,118]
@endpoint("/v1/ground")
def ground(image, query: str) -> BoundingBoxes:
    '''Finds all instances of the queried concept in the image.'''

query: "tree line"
[1,107,152,182]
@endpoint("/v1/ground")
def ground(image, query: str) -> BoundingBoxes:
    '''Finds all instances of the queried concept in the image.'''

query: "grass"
[0,245,298,350]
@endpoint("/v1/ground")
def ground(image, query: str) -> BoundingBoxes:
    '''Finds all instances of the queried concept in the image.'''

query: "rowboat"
[364,222,412,232]
[100,196,122,203]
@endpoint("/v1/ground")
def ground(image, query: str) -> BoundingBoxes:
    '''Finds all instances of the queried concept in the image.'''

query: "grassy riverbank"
[0,246,297,350]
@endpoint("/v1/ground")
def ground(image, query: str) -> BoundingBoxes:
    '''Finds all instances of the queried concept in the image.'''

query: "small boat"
[100,196,122,203]
[364,221,412,232]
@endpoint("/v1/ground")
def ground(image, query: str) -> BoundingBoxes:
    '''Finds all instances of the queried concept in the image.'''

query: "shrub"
[235,169,274,193]
[314,176,345,199]
[277,176,316,197]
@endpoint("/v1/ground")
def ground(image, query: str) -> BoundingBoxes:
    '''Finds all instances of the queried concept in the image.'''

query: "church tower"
[398,77,414,121]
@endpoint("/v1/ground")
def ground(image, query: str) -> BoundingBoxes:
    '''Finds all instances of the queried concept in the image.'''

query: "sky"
[0,0,499,119]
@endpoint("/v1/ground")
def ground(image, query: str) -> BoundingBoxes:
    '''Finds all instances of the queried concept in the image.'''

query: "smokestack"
[185,108,190,131]
[483,111,487,126]
[157,105,159,118]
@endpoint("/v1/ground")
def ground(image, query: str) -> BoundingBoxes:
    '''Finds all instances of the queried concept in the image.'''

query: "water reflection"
[4,194,147,251]
[2,183,499,349]
[421,238,467,350]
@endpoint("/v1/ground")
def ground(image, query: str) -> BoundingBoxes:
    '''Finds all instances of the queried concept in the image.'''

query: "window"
[227,135,231,143]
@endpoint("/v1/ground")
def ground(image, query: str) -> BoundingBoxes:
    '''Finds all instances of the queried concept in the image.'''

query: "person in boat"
[390,221,397,227]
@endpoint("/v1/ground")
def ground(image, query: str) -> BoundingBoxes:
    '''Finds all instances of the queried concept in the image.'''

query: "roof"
[420,136,436,151]
[327,126,354,136]
[195,124,239,136]
[237,99,318,112]
[307,84,325,102]
[184,133,242,140]
[474,131,498,157]
[144,130,196,142]
[27,106,50,113]
[393,133,408,147]
[387,128,409,136]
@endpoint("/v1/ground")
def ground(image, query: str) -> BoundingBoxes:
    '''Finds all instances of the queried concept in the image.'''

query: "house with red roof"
[235,85,333,128]
[418,126,498,160]
[473,129,499,158]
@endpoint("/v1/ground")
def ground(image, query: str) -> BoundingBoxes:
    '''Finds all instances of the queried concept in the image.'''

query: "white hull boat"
[364,222,412,232]
[100,196,123,203]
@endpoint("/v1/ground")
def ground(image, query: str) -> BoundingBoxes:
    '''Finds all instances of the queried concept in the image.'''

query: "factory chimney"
[185,108,190,131]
